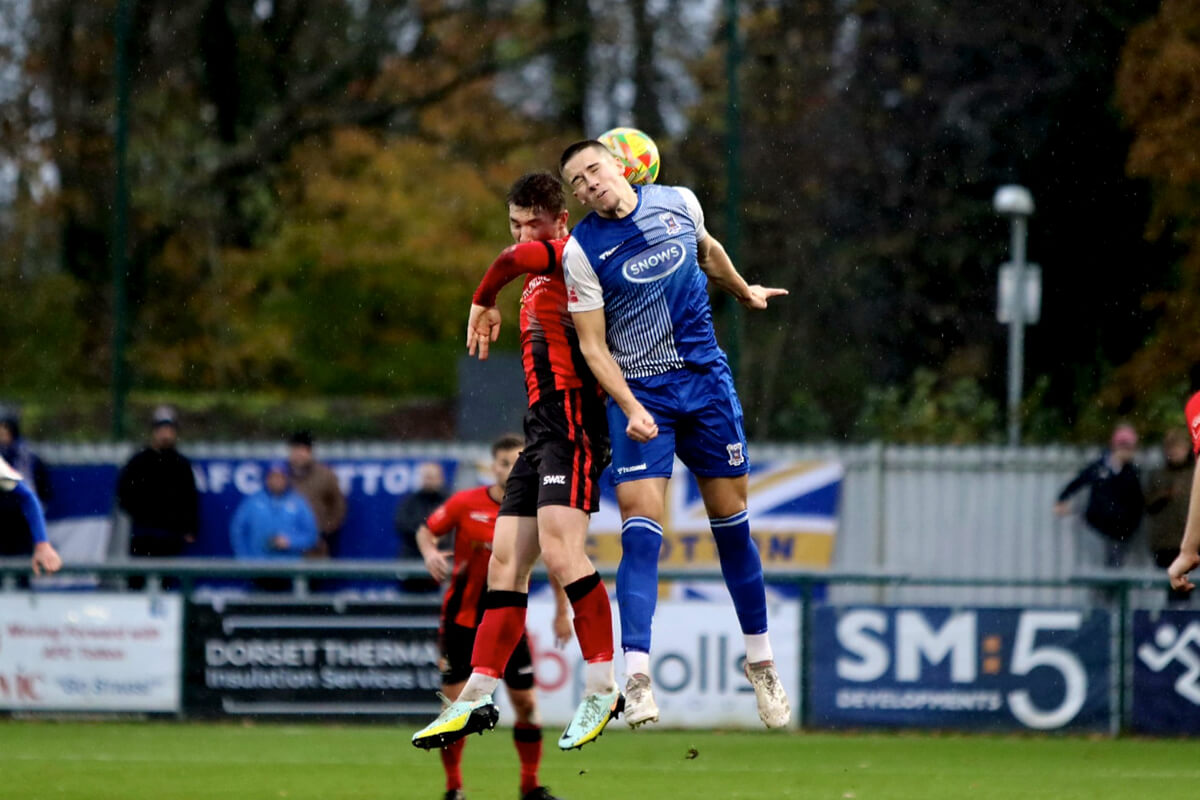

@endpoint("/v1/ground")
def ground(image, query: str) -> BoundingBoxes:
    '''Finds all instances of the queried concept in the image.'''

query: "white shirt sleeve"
[563,237,605,312]
[674,186,708,243]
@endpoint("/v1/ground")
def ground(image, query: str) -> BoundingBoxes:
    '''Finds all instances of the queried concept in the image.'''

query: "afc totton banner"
[185,597,443,717]
[586,459,842,570]
[493,595,800,729]
[809,606,1110,731]
[0,593,181,712]
[1132,609,1200,735]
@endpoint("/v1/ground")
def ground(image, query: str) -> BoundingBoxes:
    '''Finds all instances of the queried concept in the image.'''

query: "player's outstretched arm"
[696,235,787,310]
[467,243,557,359]
[1168,459,1200,591]
[13,481,61,575]
[572,308,658,443]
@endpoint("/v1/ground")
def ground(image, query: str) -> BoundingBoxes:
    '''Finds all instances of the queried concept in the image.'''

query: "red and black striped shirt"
[425,485,500,631]
[472,237,598,406]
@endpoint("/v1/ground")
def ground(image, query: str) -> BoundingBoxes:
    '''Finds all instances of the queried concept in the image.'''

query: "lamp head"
[993,185,1034,217]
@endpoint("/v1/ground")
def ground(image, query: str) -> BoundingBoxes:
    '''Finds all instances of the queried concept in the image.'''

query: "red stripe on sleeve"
[473,242,555,306]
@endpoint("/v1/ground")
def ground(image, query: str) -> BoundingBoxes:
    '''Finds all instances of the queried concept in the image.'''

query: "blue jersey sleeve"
[13,481,48,544]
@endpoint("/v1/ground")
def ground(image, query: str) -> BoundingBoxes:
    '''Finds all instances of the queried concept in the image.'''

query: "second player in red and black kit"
[416,435,564,800]
[411,171,621,754]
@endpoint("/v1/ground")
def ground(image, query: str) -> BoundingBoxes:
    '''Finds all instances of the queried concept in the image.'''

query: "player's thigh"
[695,473,749,519]
[676,365,750,480]
[489,514,540,591]
[615,476,669,521]
[499,450,541,519]
[607,396,676,481]
[537,504,593,583]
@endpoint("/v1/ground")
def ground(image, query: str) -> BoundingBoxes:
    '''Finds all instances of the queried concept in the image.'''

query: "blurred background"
[2,0,1197,443]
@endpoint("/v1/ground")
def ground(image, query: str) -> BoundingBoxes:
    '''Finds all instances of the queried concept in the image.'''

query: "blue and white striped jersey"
[563,184,725,380]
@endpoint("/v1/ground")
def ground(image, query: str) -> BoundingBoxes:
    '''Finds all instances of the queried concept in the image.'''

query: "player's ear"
[557,210,569,227]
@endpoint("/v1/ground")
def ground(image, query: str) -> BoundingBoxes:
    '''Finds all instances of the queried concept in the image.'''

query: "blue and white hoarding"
[1132,610,1200,735]
[810,606,1110,731]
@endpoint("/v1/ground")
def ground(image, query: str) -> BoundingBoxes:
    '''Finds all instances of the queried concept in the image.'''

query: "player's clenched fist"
[626,407,658,443]
[1168,550,1200,592]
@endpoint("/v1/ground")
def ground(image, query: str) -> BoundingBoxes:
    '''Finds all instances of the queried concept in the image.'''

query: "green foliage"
[0,270,90,391]
[130,129,519,396]
[856,368,1002,443]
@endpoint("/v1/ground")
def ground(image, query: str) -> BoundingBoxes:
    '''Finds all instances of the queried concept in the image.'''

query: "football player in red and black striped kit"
[415,434,566,800]
[412,172,621,755]
[1168,368,1200,593]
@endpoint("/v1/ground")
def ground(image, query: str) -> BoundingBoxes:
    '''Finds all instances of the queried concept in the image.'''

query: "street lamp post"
[993,185,1036,446]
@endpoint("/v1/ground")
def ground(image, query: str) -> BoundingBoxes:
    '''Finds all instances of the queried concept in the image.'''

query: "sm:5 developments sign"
[810,606,1110,731]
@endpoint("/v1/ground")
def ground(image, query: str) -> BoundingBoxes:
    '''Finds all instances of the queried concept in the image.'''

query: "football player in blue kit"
[558,139,790,729]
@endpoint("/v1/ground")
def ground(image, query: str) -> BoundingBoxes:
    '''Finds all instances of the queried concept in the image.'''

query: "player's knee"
[487,551,521,591]
[538,537,570,579]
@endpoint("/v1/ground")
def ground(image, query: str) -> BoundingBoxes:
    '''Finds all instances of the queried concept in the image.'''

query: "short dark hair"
[559,140,610,176]
[506,171,566,216]
[491,433,524,456]
[288,430,314,448]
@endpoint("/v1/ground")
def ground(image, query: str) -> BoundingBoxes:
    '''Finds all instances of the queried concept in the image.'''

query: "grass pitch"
[1,720,1196,800]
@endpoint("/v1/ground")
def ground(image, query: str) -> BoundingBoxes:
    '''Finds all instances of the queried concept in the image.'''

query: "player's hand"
[626,406,658,443]
[467,304,503,360]
[270,534,291,551]
[423,550,450,583]
[553,610,574,648]
[31,542,62,576]
[738,285,788,310]
[1168,550,1200,592]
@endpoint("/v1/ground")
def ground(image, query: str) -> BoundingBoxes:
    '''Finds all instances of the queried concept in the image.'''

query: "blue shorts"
[607,362,749,483]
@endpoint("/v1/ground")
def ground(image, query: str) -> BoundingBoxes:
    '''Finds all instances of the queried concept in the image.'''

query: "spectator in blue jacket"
[229,461,318,561]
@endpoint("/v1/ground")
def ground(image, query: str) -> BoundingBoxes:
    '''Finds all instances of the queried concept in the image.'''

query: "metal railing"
[0,558,1178,733]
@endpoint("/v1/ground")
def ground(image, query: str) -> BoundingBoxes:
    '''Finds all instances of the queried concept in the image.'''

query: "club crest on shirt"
[726,442,745,467]
[658,212,682,235]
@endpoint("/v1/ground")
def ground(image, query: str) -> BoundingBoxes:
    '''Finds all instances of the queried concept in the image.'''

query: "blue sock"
[616,516,663,654]
[711,510,768,635]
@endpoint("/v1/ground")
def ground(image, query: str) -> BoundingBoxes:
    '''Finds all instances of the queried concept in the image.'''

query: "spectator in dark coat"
[286,430,346,558]
[395,461,448,592]
[1055,423,1145,567]
[116,406,199,559]
[1146,427,1195,603]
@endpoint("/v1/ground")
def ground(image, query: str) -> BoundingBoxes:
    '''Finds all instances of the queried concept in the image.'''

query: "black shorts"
[440,622,534,690]
[500,389,610,516]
